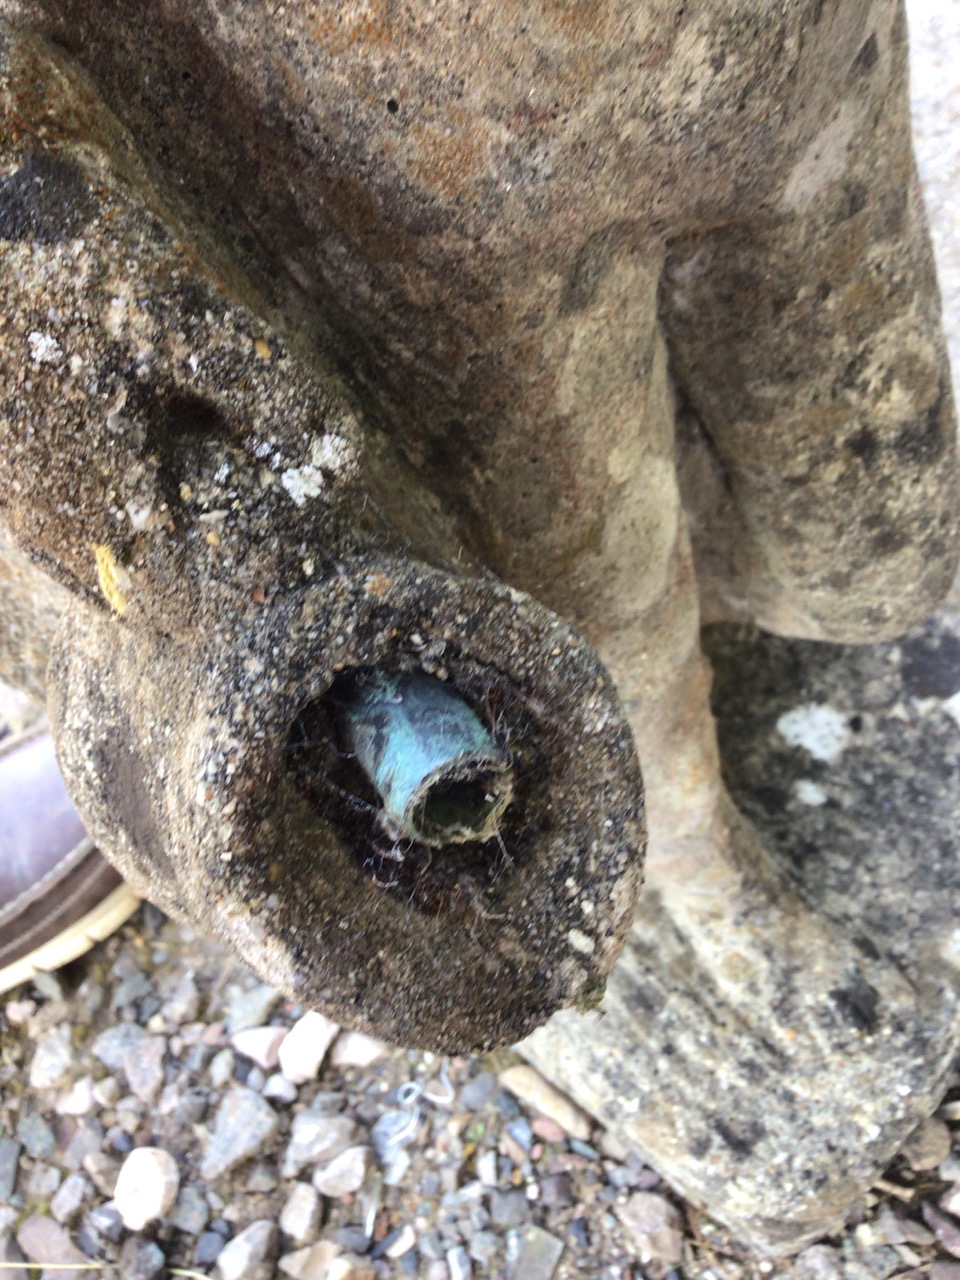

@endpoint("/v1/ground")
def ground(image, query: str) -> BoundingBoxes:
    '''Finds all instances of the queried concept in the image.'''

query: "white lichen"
[776,704,851,763]
[280,433,356,506]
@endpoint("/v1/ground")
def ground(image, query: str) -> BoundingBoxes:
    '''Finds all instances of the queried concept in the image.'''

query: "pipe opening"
[284,663,539,917]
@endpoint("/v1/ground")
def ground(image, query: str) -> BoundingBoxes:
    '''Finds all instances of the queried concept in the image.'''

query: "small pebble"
[488,1188,529,1229]
[202,1087,280,1180]
[56,1076,96,1117]
[279,1240,342,1278]
[16,1112,55,1159]
[82,1151,120,1197]
[0,1139,21,1201]
[384,1224,417,1258]
[28,1024,73,1090]
[447,1243,473,1280]
[280,1183,322,1243]
[118,1236,166,1280]
[194,1231,227,1266]
[330,1031,389,1068]
[215,1219,278,1280]
[114,1147,181,1230]
[616,1192,684,1265]
[209,1048,237,1088]
[497,1066,591,1141]
[283,1107,356,1179]
[264,1072,299,1103]
[510,1224,564,1280]
[16,1216,90,1273]
[459,1072,497,1111]
[902,1117,953,1172]
[231,1025,288,1070]
[50,1172,90,1225]
[313,1145,369,1197]
[278,1011,340,1083]
[224,981,281,1033]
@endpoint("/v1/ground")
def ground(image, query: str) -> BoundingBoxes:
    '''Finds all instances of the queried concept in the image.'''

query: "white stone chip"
[113,1147,180,1230]
[329,1031,389,1069]
[278,1011,339,1083]
[279,1182,321,1244]
[231,1025,288,1071]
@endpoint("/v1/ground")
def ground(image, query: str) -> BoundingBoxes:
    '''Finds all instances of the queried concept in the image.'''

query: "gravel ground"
[2,1,960,1277]
[4,915,960,1280]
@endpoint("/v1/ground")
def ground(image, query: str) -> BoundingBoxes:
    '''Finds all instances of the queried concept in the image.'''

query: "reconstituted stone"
[201,1088,279,1181]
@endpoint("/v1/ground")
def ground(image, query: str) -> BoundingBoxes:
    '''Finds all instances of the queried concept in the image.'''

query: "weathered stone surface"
[2,0,960,1255]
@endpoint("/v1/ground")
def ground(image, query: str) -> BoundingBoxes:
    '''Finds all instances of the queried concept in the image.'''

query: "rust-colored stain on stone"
[410,107,495,201]
[309,1,395,55]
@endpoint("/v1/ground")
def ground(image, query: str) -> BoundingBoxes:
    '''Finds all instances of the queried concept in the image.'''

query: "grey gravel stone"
[215,1218,278,1280]
[160,972,201,1025]
[85,1202,125,1244]
[201,1087,280,1180]
[508,1225,564,1280]
[118,1236,166,1280]
[615,1192,683,1265]
[23,1162,61,1200]
[92,1023,148,1073]
[312,1145,369,1197]
[488,1189,529,1229]
[15,1112,55,1159]
[447,1244,473,1280]
[17,1215,91,1273]
[209,1048,237,1088]
[0,1139,21,1201]
[62,1120,105,1170]
[169,1184,211,1235]
[125,1034,166,1103]
[468,1230,499,1264]
[459,1072,497,1111]
[27,1024,73,1089]
[194,1231,227,1266]
[0,1233,27,1280]
[50,1172,90,1225]
[224,981,281,1033]
[82,1151,120,1196]
[282,1106,355,1179]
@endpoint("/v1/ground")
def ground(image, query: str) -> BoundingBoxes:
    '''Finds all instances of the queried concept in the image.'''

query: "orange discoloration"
[309,1,395,55]
[410,107,494,201]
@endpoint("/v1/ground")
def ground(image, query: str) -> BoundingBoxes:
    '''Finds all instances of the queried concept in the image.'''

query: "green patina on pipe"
[339,672,512,845]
